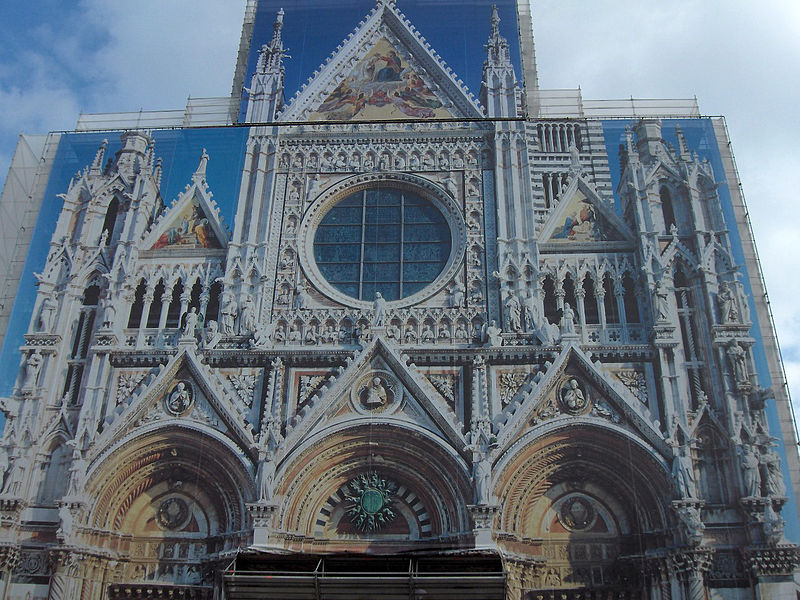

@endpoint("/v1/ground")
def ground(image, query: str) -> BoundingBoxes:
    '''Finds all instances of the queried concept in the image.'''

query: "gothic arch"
[495,425,671,547]
[275,423,472,550]
[85,427,252,549]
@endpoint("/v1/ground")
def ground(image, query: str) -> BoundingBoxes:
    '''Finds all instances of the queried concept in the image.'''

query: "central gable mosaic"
[308,38,453,121]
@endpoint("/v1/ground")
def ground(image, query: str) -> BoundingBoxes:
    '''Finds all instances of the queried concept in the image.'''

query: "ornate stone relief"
[227,372,257,408]
[343,472,397,532]
[498,370,529,406]
[614,369,648,403]
[351,370,402,415]
[426,374,457,409]
[116,371,148,405]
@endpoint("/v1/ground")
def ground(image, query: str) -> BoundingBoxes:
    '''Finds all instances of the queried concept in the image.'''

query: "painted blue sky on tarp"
[604,118,800,543]
[239,0,523,121]
[0,127,250,399]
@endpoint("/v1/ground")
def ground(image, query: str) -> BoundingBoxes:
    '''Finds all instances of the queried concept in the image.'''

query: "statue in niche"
[653,279,670,322]
[404,325,418,344]
[273,323,286,343]
[718,282,740,324]
[443,176,457,198]
[560,303,576,335]
[220,293,238,335]
[65,445,87,498]
[294,285,310,310]
[763,451,786,498]
[203,320,221,349]
[182,307,199,337]
[739,444,761,497]
[251,321,274,349]
[455,322,469,341]
[288,324,301,345]
[2,450,30,496]
[101,298,116,329]
[421,324,435,343]
[568,142,581,172]
[372,292,387,328]
[0,448,8,491]
[672,443,698,499]
[387,324,401,341]
[256,454,277,503]
[363,377,388,408]
[472,451,491,505]
[38,295,57,332]
[482,320,503,347]
[306,173,321,202]
[304,326,317,345]
[450,281,465,308]
[23,351,42,390]
[727,342,748,385]
[504,293,522,332]
[239,296,256,335]
[522,290,538,332]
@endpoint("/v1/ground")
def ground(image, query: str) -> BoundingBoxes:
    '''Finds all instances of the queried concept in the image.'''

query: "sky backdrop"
[0,0,798,434]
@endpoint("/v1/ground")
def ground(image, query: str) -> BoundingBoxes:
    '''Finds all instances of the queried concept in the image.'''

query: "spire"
[90,139,108,175]
[245,9,289,123]
[485,4,511,69]
[192,149,210,183]
[256,8,287,75]
[480,4,517,118]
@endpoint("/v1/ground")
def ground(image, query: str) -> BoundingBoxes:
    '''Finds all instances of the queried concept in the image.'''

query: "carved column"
[670,547,712,600]
[157,282,173,330]
[574,286,587,343]
[47,550,85,600]
[136,286,155,347]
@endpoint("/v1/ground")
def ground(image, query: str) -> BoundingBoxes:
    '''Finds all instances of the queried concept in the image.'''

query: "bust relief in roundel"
[351,370,403,415]
[558,376,589,415]
[557,495,597,531]
[298,172,467,310]
[165,380,195,416]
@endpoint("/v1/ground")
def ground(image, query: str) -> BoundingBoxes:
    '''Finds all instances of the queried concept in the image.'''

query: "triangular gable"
[495,345,670,459]
[280,335,468,461]
[142,153,229,251]
[279,2,482,122]
[88,348,256,463]
[538,176,634,246]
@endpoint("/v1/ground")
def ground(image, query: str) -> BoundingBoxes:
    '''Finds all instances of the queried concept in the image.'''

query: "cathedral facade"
[0,1,798,598]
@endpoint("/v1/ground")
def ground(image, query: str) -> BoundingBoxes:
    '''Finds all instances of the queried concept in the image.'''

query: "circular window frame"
[298,172,466,309]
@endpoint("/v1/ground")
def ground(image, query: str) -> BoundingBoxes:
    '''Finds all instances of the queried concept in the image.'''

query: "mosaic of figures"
[308,38,452,121]
[151,200,221,250]
[548,190,617,243]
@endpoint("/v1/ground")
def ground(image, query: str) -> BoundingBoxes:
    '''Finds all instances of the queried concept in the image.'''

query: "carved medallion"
[156,497,190,530]
[558,496,596,531]
[351,370,402,414]
[558,377,588,415]
[164,380,194,416]
[343,472,396,532]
